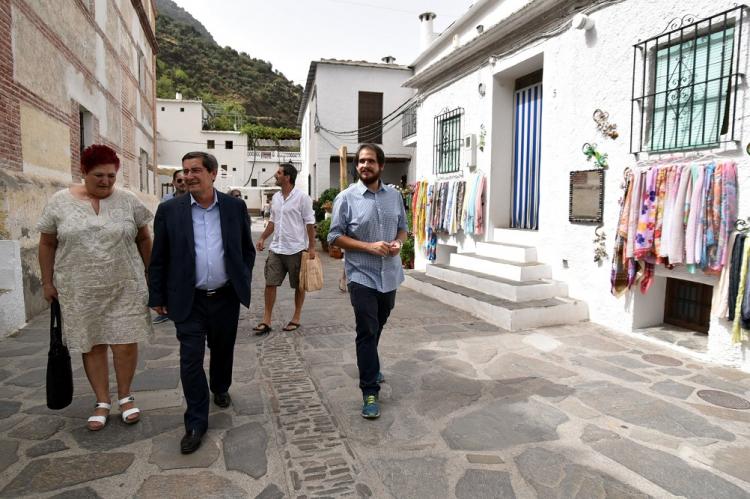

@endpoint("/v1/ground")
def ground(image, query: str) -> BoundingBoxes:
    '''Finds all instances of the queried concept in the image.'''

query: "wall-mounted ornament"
[479,124,486,152]
[593,225,608,265]
[592,109,619,139]
[582,142,608,169]
[569,169,604,224]
[478,82,486,97]
[746,142,750,156]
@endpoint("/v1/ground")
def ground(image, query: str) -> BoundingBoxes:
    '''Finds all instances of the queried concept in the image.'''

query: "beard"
[358,166,383,185]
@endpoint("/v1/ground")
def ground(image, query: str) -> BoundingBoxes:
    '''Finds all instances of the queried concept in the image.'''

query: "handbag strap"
[50,299,63,346]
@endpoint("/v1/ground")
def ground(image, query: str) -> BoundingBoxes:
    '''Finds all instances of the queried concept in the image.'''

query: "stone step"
[450,253,552,281]
[491,227,539,247]
[404,272,588,331]
[426,263,567,302]
[475,241,537,263]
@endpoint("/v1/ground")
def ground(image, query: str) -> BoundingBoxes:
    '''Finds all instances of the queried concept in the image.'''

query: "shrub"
[316,217,331,243]
[314,187,339,222]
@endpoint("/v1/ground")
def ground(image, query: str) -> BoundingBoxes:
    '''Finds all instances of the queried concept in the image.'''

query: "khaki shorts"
[264,251,303,288]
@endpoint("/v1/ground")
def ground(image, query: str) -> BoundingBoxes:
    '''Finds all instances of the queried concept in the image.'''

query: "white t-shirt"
[269,189,315,255]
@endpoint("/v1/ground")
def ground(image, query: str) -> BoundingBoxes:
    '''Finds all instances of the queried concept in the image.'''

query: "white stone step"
[475,241,537,263]
[404,272,588,331]
[426,263,567,302]
[450,253,552,281]
[491,227,539,247]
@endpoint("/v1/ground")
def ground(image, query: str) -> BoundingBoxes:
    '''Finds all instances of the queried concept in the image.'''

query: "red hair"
[81,144,120,174]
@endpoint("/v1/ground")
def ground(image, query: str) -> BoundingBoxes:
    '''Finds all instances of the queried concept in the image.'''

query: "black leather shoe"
[213,392,231,408]
[180,429,204,454]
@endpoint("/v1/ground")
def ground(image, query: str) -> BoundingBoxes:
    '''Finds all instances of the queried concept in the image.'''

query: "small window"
[358,91,383,143]
[180,107,184,112]
[251,179,258,187]
[207,140,215,149]
[244,195,248,199]
[433,108,463,174]
[161,106,165,111]
[262,168,266,172]
[225,140,233,149]
[232,167,236,171]
[221,164,227,170]
[664,278,712,333]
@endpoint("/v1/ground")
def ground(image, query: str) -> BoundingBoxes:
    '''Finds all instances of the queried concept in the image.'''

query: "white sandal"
[118,395,141,424]
[87,402,111,431]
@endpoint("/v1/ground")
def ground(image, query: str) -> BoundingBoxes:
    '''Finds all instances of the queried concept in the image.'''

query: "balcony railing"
[402,104,417,139]
[247,150,301,163]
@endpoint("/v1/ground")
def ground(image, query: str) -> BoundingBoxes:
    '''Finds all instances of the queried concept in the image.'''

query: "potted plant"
[316,218,331,253]
[400,235,414,269]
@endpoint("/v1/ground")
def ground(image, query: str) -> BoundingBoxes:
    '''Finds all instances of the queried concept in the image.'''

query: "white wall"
[411,0,750,368]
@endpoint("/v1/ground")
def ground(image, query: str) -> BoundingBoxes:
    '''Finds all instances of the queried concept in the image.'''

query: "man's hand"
[256,238,265,251]
[388,240,403,257]
[307,247,317,259]
[367,241,391,257]
[152,306,168,316]
[42,283,58,303]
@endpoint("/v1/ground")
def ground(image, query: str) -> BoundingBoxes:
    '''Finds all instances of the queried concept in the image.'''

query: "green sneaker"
[361,395,380,419]
[376,372,385,384]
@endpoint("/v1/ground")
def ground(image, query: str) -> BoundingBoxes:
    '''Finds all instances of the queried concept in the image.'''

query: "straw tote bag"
[300,251,324,292]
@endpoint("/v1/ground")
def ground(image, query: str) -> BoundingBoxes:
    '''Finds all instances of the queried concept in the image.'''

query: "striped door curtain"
[511,83,543,230]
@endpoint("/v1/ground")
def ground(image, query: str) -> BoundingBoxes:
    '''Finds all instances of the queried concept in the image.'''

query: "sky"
[171,0,472,87]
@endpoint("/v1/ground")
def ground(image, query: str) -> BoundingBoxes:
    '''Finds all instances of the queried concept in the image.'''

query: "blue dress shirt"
[328,181,407,293]
[191,190,228,290]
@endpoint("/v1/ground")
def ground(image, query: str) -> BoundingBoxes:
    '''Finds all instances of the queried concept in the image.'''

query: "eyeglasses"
[174,179,185,184]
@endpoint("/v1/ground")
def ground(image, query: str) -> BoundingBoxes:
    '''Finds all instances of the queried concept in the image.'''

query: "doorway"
[511,70,543,230]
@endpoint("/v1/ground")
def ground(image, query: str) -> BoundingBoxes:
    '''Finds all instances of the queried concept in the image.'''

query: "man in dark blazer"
[148,151,255,454]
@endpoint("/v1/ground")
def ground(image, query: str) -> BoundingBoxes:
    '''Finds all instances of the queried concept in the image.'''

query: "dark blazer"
[148,191,255,323]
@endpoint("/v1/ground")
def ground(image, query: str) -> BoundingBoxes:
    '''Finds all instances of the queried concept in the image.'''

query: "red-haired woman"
[37,144,153,431]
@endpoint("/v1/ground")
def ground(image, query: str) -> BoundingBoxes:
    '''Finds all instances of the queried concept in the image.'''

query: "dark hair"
[228,189,242,197]
[172,169,184,181]
[355,143,385,166]
[182,151,218,173]
[279,162,298,185]
[81,144,120,174]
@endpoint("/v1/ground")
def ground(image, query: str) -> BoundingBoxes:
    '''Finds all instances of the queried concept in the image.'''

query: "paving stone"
[0,400,22,419]
[6,368,46,387]
[523,333,562,352]
[602,355,651,369]
[0,345,43,358]
[413,349,452,362]
[650,380,694,400]
[0,452,133,497]
[70,412,183,451]
[516,447,648,498]
[585,425,750,499]
[9,415,65,440]
[496,377,574,400]
[0,440,19,474]
[0,414,24,432]
[628,428,681,450]
[576,381,733,440]
[130,367,180,391]
[374,457,447,499]
[557,397,601,419]
[689,374,750,395]
[224,422,268,478]
[442,398,568,450]
[135,472,246,499]
[697,390,750,410]
[466,454,505,464]
[26,439,69,458]
[140,347,173,361]
[557,335,627,352]
[688,402,750,423]
[711,446,750,484]
[706,366,750,383]
[642,354,682,367]
[232,383,264,416]
[423,323,467,334]
[485,353,577,380]
[435,357,478,378]
[418,372,481,417]
[455,469,515,499]
[208,411,233,429]
[149,432,219,470]
[462,321,500,332]
[571,356,649,383]
[463,344,498,364]
[656,367,691,376]
[255,484,285,499]
[49,487,102,499]
[25,396,99,420]
[0,369,11,383]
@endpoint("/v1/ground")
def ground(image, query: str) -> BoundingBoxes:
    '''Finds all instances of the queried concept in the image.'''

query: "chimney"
[419,12,437,51]
[175,92,183,100]
[381,56,396,64]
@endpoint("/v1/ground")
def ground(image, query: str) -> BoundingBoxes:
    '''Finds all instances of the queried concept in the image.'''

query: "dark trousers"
[348,282,396,397]
[175,286,240,432]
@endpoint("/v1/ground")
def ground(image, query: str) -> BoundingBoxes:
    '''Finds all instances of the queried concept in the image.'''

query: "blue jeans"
[348,282,396,397]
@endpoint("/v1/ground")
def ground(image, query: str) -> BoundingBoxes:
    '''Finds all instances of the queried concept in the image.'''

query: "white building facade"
[298,60,416,199]
[404,0,750,369]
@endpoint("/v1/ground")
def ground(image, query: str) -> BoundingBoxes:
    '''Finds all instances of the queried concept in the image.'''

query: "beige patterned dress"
[37,188,154,353]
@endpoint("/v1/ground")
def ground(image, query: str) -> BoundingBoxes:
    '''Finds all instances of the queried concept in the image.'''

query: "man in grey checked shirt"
[328,143,407,419]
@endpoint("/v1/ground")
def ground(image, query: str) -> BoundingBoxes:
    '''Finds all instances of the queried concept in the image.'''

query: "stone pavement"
[2,230,750,497]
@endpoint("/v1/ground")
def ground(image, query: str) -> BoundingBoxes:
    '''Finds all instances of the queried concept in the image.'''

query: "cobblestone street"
[1,228,750,497]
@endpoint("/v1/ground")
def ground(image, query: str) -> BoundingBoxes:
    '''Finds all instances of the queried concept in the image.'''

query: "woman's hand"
[43,283,58,302]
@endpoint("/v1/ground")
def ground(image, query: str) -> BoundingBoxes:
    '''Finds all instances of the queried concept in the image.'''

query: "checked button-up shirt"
[328,181,407,293]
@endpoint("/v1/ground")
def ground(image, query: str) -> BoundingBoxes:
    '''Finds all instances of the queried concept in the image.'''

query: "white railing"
[247,150,301,163]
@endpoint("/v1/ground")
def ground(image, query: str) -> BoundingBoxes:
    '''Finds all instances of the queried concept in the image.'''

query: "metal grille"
[433,108,463,174]
[402,104,417,139]
[664,278,712,333]
[630,6,747,154]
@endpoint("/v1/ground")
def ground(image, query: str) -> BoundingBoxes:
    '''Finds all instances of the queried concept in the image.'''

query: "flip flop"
[253,323,272,336]
[283,322,301,331]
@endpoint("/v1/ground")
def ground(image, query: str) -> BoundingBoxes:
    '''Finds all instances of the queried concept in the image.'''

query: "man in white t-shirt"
[253,163,316,335]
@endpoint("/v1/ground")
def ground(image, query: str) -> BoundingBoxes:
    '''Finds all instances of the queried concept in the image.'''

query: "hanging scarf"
[718,162,738,267]
[652,167,668,259]
[611,170,633,296]
[685,164,704,269]
[712,231,739,319]
[634,168,657,260]
[625,170,643,258]
[475,176,486,236]
[731,238,750,343]
[668,164,692,264]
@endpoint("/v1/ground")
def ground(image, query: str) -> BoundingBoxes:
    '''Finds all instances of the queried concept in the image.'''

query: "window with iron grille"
[358,91,383,143]
[630,6,745,154]
[664,278,712,333]
[433,108,463,174]
[402,104,417,140]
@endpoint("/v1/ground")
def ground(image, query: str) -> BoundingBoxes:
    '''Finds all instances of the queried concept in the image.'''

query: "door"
[511,76,543,230]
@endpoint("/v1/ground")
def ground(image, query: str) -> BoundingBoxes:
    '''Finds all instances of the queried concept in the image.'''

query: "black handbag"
[46,298,73,410]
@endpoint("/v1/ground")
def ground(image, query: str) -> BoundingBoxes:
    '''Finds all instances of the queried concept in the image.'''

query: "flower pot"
[328,245,343,259]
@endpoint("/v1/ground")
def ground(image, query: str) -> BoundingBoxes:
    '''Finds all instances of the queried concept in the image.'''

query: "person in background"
[37,144,153,431]
[254,163,316,335]
[327,144,407,419]
[162,170,187,202]
[148,151,255,454]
